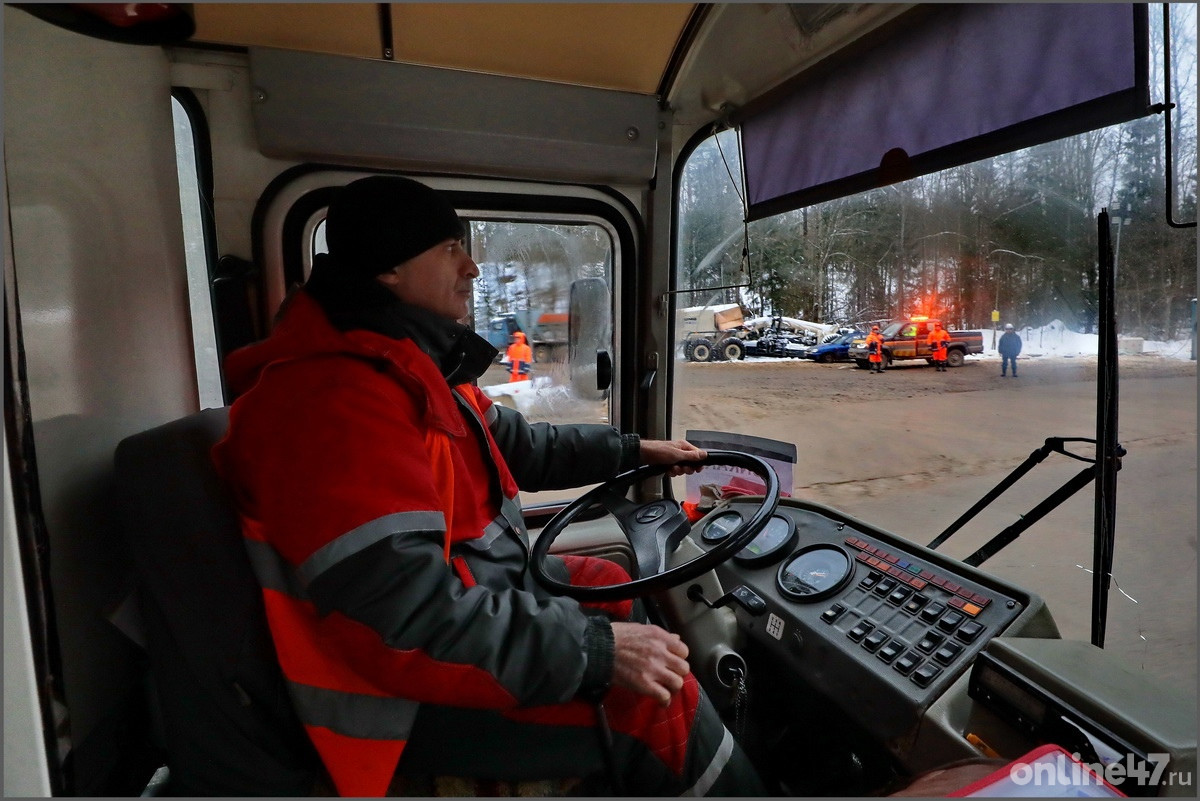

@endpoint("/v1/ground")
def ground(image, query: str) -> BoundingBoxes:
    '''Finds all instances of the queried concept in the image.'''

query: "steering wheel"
[530,450,780,601]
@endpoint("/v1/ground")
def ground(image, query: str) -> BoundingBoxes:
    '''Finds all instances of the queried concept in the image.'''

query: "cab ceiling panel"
[192,3,382,58]
[386,3,693,94]
[193,3,694,94]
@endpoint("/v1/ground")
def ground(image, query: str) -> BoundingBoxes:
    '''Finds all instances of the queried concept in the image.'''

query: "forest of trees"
[678,7,1197,340]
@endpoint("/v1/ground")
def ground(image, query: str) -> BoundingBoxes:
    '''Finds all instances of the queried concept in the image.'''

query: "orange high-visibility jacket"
[929,327,951,361]
[212,292,635,796]
[866,331,885,363]
[506,331,533,380]
[505,331,533,365]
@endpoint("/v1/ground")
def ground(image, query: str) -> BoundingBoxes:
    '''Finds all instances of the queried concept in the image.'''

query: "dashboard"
[690,497,1030,742]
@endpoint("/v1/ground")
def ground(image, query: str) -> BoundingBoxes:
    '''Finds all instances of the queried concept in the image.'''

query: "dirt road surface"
[674,353,1197,692]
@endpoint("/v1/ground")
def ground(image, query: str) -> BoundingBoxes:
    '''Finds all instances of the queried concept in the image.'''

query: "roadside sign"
[991,309,1000,322]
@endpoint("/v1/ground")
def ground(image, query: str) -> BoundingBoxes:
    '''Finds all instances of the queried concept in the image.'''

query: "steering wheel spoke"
[595,485,641,521]
[531,451,780,601]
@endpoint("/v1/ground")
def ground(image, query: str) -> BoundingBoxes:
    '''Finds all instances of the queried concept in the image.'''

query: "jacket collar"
[303,255,498,384]
[224,294,491,437]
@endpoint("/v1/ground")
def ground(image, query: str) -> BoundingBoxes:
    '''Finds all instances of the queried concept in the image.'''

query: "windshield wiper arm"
[926,437,1110,554]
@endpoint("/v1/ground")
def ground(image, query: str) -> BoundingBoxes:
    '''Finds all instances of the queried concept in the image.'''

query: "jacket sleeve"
[241,374,608,709]
[484,400,641,492]
[306,533,615,708]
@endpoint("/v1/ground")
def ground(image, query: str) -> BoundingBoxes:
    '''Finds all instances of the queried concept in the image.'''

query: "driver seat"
[113,408,577,796]
[114,407,320,795]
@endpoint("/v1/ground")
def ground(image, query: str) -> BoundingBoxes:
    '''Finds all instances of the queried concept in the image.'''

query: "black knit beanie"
[325,176,466,278]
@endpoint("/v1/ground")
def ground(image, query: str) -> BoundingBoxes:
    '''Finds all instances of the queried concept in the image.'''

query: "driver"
[212,176,765,796]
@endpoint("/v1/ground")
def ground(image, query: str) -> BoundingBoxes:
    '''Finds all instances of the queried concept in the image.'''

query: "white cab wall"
[4,6,199,789]
[3,433,52,797]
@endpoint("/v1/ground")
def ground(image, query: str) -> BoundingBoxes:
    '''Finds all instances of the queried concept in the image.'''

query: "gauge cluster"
[690,498,1028,743]
[702,510,797,567]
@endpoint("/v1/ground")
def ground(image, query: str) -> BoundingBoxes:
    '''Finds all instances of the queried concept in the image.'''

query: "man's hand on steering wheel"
[639,439,707,476]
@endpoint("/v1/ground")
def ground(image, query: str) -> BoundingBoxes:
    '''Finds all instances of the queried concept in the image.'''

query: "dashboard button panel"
[702,500,1026,722]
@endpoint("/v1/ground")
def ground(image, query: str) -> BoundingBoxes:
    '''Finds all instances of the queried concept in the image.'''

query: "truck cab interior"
[4,2,1196,797]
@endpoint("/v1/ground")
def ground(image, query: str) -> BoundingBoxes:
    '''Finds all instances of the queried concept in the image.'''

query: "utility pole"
[1111,206,1129,275]
[1192,298,1197,361]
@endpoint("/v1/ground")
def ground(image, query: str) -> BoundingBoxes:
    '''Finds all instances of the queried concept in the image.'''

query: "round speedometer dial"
[777,545,853,601]
[733,515,796,567]
[700,510,743,543]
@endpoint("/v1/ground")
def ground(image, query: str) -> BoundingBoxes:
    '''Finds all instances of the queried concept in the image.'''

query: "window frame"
[252,167,644,454]
[170,88,224,408]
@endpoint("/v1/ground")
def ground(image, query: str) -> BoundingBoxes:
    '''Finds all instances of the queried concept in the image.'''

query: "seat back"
[114,408,320,796]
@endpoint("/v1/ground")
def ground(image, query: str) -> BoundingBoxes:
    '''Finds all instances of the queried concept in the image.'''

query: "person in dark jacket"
[213,176,765,797]
[998,323,1023,377]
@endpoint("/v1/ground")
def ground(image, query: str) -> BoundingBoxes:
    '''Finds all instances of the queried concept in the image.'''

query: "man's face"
[377,238,478,320]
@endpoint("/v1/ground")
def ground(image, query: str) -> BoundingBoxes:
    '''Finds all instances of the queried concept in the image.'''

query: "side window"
[468,219,614,431]
[901,325,917,338]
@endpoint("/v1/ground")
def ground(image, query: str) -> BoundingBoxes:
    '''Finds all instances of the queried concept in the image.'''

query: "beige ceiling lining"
[192,3,382,59]
[191,3,695,95]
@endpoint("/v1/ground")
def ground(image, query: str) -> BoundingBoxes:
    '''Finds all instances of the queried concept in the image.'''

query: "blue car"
[804,330,866,363]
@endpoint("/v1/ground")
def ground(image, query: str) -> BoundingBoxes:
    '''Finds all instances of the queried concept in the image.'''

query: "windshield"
[672,10,1197,693]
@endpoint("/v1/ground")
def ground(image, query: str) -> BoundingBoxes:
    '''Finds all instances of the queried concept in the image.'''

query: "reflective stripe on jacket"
[212,292,629,796]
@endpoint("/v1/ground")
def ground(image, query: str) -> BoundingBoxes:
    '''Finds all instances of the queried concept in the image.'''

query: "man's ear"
[375,268,401,287]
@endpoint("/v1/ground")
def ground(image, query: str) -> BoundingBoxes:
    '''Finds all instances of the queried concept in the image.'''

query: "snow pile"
[480,376,601,418]
[480,377,548,415]
[977,320,1195,361]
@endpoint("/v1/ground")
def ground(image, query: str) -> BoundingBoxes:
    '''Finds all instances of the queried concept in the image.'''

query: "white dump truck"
[676,303,748,361]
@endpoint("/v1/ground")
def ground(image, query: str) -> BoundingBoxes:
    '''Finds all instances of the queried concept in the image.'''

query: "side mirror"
[568,278,611,401]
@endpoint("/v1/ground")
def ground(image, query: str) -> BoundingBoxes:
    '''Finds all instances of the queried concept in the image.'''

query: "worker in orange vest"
[506,330,533,382]
[865,325,886,373]
[928,321,951,372]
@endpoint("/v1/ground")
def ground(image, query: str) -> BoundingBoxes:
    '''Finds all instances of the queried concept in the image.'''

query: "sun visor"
[740,4,1149,220]
[248,47,660,185]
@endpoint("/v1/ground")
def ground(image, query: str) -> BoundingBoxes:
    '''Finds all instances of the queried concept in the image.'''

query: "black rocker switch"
[687,584,769,616]
[730,585,768,615]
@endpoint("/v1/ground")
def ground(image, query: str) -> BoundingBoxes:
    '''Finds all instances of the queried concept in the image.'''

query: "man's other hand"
[639,439,707,477]
[610,622,690,706]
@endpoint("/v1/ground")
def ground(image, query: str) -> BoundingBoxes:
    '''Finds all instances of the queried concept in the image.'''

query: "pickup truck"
[848,317,984,369]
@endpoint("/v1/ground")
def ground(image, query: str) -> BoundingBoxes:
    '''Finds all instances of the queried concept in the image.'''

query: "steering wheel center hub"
[530,450,781,601]
[635,503,668,523]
